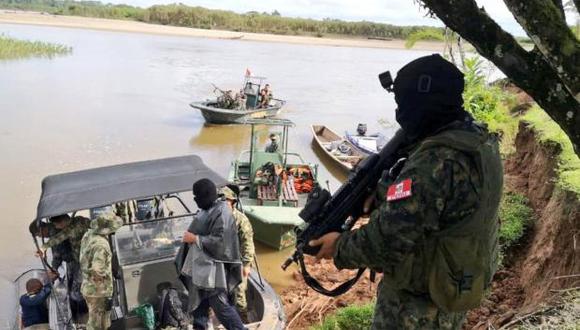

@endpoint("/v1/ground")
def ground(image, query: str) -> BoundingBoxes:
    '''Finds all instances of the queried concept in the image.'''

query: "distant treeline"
[0,0,441,39]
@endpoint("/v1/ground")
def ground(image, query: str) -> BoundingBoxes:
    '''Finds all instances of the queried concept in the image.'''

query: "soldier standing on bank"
[220,185,255,323]
[79,213,123,330]
[309,54,503,329]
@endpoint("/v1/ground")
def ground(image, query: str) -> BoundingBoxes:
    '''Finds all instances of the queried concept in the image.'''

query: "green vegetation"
[498,192,533,250]
[311,303,375,330]
[0,34,72,60]
[404,27,444,48]
[0,0,441,39]
[522,107,580,195]
[462,57,518,154]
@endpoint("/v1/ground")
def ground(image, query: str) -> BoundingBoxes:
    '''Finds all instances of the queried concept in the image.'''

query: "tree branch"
[504,0,580,94]
[420,0,580,155]
[550,0,566,17]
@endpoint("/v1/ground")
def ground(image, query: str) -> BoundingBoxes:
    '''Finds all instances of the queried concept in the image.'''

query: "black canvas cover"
[35,155,226,220]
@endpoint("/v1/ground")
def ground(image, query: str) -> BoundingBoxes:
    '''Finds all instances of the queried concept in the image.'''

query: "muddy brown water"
[0,22,434,323]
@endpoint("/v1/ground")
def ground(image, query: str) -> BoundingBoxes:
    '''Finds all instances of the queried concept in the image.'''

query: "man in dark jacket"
[309,54,503,329]
[177,178,245,330]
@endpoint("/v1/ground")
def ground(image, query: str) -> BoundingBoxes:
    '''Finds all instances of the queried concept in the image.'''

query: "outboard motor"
[356,123,367,136]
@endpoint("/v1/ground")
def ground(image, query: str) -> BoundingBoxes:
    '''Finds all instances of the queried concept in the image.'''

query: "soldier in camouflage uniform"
[35,214,90,304]
[79,213,123,330]
[36,214,90,262]
[310,54,503,329]
[220,186,255,322]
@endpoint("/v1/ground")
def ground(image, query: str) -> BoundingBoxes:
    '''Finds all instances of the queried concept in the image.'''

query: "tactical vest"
[386,126,503,312]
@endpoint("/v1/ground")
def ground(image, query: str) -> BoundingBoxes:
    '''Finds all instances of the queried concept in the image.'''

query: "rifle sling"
[298,255,365,297]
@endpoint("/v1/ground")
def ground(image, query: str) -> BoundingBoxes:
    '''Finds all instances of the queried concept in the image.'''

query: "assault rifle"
[281,128,407,296]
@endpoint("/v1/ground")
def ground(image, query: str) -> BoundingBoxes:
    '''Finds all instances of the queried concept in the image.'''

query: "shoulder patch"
[386,179,413,201]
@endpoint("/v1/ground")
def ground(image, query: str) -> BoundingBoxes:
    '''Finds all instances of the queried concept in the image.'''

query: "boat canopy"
[34,155,225,220]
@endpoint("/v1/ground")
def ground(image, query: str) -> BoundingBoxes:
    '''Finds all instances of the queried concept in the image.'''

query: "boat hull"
[311,125,366,173]
[250,218,295,250]
[190,100,285,124]
[345,131,386,155]
[242,204,303,250]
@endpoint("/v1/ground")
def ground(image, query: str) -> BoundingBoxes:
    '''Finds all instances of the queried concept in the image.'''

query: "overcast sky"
[105,0,578,37]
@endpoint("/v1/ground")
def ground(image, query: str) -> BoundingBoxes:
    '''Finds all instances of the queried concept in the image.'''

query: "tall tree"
[417,0,580,156]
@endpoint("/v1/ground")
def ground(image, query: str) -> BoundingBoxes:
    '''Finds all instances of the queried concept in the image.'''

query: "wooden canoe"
[311,125,366,172]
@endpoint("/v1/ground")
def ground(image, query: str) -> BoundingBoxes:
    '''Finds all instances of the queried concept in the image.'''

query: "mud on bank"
[467,119,580,329]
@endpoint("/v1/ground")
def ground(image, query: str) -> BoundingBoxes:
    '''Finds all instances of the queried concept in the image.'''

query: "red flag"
[386,178,413,201]
[245,68,251,77]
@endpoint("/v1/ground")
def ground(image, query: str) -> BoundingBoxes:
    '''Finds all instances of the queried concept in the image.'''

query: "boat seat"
[282,179,298,207]
[257,185,277,205]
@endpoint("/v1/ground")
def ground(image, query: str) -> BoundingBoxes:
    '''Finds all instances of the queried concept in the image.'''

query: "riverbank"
[0,10,445,51]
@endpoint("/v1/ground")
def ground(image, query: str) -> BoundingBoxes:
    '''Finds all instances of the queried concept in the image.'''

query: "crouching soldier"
[79,213,123,330]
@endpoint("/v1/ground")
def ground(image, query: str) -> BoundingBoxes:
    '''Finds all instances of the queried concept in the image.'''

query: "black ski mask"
[193,178,217,210]
[393,54,471,141]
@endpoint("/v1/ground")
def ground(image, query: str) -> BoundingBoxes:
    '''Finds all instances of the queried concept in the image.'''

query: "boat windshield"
[113,215,192,266]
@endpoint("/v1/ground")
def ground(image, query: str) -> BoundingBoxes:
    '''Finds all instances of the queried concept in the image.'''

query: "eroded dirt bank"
[281,121,579,329]
[468,121,579,329]
[281,249,378,329]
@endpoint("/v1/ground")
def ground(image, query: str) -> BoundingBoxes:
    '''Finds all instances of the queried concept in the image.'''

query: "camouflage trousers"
[85,297,111,330]
[232,275,248,318]
[371,280,466,330]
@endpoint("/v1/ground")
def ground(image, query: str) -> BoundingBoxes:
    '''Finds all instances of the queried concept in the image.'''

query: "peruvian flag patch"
[386,179,413,201]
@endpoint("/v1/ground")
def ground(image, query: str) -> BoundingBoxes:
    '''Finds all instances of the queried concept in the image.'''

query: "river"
[0,22,433,324]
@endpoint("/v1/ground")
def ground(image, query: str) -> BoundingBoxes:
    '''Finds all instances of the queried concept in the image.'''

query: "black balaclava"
[193,178,217,210]
[393,54,471,141]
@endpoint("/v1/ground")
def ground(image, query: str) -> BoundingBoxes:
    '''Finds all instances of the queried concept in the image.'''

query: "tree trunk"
[420,0,580,156]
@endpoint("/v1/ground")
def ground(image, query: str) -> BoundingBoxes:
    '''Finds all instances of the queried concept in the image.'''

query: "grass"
[0,35,72,61]
[498,192,533,250]
[405,27,444,48]
[462,57,519,155]
[311,303,375,330]
[522,106,580,195]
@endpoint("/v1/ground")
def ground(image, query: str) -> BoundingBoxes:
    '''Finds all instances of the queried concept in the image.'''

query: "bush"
[312,303,375,330]
[462,56,519,154]
[463,57,508,126]
[499,192,533,249]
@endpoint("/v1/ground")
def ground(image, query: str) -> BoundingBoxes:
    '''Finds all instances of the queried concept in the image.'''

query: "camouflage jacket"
[42,216,90,261]
[79,230,113,298]
[334,125,501,293]
[233,208,255,266]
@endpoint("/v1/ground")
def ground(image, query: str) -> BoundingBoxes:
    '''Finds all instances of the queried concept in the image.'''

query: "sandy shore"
[0,10,445,51]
